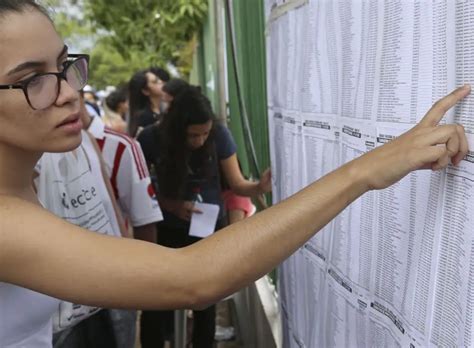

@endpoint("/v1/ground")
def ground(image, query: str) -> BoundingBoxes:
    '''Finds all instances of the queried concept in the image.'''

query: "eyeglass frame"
[0,53,90,110]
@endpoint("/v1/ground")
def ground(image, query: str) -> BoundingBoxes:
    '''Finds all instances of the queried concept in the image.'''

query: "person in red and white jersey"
[81,96,163,243]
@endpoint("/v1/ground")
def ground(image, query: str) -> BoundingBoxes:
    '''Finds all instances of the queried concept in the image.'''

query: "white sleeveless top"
[0,282,59,347]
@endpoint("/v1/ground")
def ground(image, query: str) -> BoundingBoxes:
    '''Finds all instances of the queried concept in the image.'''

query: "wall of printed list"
[265,0,474,347]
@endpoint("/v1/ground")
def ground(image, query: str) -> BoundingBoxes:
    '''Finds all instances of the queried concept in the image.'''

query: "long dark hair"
[162,78,190,100]
[157,86,216,198]
[0,0,50,19]
[128,69,151,136]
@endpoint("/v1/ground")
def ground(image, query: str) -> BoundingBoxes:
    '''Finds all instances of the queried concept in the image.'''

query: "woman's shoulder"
[212,123,230,143]
[136,123,162,161]
[137,123,160,143]
[213,123,237,158]
[213,122,227,133]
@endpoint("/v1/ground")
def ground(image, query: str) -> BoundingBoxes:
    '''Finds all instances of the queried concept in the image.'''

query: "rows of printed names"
[270,107,474,347]
[265,0,474,346]
[265,1,458,124]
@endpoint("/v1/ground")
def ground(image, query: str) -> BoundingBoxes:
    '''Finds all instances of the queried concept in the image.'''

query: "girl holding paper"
[137,85,271,347]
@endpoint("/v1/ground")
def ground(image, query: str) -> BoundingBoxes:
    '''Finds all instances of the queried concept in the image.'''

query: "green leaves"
[84,0,208,75]
[87,40,154,89]
[47,0,207,88]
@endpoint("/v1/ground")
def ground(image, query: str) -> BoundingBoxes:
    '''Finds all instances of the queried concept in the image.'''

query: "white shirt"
[0,282,58,348]
[88,117,163,227]
[80,131,123,236]
[34,141,121,333]
[35,140,121,238]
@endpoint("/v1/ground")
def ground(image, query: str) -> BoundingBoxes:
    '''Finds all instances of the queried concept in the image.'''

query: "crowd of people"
[70,66,268,347]
[28,48,268,348]
[0,1,472,348]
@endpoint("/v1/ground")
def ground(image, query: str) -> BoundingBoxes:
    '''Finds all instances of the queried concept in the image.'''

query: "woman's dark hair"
[106,85,128,113]
[128,69,151,136]
[0,0,50,19]
[162,79,190,99]
[157,86,216,198]
[149,67,170,83]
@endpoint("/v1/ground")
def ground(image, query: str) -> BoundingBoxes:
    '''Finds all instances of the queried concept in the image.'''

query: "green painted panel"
[190,0,269,180]
[226,0,270,178]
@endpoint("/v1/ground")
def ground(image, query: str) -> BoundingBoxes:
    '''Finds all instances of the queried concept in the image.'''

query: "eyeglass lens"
[27,57,89,110]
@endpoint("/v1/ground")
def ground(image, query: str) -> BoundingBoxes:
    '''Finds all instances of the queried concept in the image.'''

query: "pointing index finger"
[419,84,471,127]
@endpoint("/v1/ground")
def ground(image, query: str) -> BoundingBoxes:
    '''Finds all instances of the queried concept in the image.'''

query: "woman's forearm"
[0,85,469,312]
[221,154,269,197]
[177,82,471,305]
[0,160,364,311]
[229,179,263,197]
[180,159,367,306]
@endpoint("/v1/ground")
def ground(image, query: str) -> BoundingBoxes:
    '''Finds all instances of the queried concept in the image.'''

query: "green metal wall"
[191,0,269,180]
[190,0,275,282]
[225,0,270,179]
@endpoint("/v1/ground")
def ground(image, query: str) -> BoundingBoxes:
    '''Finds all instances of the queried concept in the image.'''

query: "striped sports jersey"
[88,117,163,227]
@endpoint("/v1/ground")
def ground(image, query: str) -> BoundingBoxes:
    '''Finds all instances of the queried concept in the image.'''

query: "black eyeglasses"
[0,54,89,110]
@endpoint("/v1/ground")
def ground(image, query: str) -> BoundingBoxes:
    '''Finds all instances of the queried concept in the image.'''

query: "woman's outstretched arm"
[220,154,272,197]
[0,85,469,311]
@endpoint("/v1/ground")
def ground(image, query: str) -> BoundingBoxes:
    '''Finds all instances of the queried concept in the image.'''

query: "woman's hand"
[258,168,272,194]
[174,201,203,221]
[159,197,203,221]
[354,84,471,191]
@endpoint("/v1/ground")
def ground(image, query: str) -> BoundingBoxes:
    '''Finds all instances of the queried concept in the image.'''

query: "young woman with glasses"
[0,1,470,347]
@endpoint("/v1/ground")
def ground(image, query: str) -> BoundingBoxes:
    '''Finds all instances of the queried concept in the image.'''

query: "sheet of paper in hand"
[189,202,220,238]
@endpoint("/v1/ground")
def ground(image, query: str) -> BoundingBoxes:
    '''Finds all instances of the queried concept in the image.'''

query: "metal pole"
[174,309,187,348]
[214,0,228,124]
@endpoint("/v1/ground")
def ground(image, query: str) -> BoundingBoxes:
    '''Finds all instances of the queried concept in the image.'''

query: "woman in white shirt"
[0,1,470,347]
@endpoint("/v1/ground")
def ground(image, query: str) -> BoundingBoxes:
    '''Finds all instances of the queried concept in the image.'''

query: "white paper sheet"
[188,203,220,238]
[264,0,474,346]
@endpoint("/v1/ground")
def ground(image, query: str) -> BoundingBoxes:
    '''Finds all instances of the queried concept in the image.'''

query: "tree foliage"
[42,0,93,51]
[42,0,207,89]
[87,37,152,89]
[84,0,208,76]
